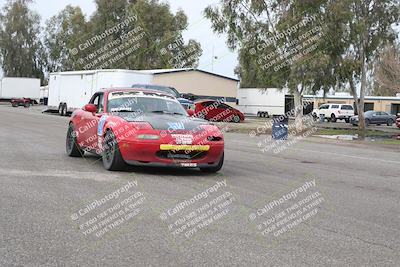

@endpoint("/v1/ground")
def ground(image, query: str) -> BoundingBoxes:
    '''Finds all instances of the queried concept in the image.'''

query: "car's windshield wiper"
[110,109,139,113]
[150,110,185,116]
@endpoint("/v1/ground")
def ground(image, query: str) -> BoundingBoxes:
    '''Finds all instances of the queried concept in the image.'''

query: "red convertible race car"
[66,88,224,172]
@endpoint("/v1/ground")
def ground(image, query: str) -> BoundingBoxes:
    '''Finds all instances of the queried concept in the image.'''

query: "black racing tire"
[387,119,394,126]
[232,115,241,123]
[66,124,84,157]
[102,130,127,171]
[62,104,68,116]
[59,104,64,116]
[330,114,337,122]
[200,153,224,173]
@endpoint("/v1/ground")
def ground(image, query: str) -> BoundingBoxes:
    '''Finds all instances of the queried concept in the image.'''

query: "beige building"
[140,68,240,105]
[303,94,400,115]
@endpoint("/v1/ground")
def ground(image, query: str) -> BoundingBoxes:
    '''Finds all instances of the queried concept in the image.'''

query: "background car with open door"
[194,100,245,123]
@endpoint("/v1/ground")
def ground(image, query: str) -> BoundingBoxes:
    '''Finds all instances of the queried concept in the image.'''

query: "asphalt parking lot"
[1,105,400,266]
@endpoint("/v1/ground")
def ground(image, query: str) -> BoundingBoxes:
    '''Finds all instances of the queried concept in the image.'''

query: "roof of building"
[303,94,400,101]
[139,68,240,82]
[50,68,240,82]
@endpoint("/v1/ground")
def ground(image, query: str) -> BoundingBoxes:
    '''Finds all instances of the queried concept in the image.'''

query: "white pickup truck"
[312,103,355,122]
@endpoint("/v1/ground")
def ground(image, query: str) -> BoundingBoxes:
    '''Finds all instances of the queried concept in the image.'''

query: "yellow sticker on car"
[160,145,210,151]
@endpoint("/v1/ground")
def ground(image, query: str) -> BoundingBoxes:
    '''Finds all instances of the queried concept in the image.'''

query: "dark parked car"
[350,111,397,126]
[132,84,180,98]
[131,84,195,110]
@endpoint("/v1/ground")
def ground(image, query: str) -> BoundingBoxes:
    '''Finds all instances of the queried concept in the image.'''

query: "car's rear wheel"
[66,124,84,157]
[102,130,127,171]
[387,119,394,126]
[232,115,241,123]
[200,153,224,173]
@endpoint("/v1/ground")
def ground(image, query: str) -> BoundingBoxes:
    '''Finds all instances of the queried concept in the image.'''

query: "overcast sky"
[0,0,238,79]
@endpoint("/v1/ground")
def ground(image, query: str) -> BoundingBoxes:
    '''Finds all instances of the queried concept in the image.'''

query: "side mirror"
[84,104,97,113]
[187,109,195,117]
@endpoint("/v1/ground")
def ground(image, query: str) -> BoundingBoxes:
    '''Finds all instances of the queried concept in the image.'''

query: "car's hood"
[118,113,209,131]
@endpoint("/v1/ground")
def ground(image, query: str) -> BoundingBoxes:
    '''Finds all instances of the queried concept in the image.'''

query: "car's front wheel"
[66,124,84,157]
[200,153,224,173]
[102,130,127,171]
[387,119,394,126]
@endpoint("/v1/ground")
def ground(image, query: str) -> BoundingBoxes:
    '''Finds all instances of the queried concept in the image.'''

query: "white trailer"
[0,77,41,101]
[236,88,286,117]
[47,69,153,115]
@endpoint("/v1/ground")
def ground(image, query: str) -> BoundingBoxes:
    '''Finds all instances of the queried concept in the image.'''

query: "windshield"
[107,95,187,115]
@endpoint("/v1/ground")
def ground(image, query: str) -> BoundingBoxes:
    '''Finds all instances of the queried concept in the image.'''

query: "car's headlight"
[137,134,160,140]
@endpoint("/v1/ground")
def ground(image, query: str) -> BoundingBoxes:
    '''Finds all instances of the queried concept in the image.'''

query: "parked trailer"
[236,88,286,117]
[47,69,153,115]
[0,77,40,103]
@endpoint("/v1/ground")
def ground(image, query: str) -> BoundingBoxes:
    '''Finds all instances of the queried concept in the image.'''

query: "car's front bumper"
[349,118,359,124]
[337,115,352,119]
[118,140,224,168]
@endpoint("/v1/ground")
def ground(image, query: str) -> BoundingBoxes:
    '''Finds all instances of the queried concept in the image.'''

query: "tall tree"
[373,43,400,96]
[0,0,45,80]
[44,5,88,72]
[205,0,335,130]
[44,0,202,71]
[330,0,399,137]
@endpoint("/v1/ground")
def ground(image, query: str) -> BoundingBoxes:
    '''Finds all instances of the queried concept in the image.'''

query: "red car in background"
[66,88,224,172]
[11,98,32,108]
[195,100,245,123]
